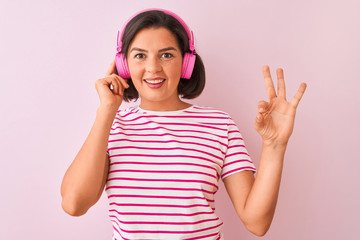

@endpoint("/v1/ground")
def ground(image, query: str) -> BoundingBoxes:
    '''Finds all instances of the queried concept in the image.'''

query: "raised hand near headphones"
[95,60,129,112]
[254,65,307,146]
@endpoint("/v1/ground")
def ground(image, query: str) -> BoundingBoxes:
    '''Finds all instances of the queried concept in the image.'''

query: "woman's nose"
[145,56,162,73]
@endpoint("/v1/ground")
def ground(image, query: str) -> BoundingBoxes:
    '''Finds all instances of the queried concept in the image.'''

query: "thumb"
[254,112,264,132]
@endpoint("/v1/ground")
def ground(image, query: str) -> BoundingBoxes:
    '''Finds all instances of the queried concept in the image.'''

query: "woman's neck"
[139,100,192,112]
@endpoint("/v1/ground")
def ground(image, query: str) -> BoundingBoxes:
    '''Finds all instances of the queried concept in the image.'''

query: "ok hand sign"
[254,65,307,146]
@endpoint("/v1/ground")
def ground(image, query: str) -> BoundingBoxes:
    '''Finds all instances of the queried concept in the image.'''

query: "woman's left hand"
[254,65,307,146]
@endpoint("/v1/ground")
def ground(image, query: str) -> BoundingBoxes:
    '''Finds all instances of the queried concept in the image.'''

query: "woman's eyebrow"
[159,47,177,52]
[130,47,177,53]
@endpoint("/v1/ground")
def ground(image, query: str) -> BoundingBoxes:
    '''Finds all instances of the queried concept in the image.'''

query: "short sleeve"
[106,112,120,156]
[221,116,257,180]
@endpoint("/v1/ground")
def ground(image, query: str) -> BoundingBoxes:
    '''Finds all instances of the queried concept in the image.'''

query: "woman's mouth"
[144,79,166,89]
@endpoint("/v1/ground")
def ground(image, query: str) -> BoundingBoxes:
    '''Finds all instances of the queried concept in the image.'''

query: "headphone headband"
[116,8,195,53]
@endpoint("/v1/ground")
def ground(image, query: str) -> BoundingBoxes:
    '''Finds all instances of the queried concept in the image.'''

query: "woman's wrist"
[96,105,119,125]
[261,139,287,155]
[262,137,288,149]
[97,104,119,115]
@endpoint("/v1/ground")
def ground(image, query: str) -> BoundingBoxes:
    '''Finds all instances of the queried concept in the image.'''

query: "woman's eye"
[134,54,145,59]
[161,53,173,59]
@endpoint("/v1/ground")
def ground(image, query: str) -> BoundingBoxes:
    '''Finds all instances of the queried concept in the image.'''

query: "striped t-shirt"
[106,105,257,240]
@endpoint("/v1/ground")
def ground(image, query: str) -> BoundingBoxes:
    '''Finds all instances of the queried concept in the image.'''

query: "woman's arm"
[61,60,129,216]
[223,143,285,236]
[223,65,306,236]
[60,107,116,216]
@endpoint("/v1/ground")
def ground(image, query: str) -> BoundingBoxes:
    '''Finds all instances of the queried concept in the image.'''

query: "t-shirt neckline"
[136,104,195,114]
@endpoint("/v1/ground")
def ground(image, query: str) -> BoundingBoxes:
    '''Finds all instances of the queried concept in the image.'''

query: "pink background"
[1,0,359,239]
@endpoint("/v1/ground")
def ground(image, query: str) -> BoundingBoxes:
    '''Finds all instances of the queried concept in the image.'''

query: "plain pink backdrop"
[1,0,359,239]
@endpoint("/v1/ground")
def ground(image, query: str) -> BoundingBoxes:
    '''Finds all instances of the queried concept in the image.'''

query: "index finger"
[105,59,116,77]
[263,65,277,100]
[291,82,307,108]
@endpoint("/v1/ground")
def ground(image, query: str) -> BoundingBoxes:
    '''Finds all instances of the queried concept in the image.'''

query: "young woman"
[61,8,306,240]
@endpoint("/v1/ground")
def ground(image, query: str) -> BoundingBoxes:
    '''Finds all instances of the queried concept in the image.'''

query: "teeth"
[145,79,165,84]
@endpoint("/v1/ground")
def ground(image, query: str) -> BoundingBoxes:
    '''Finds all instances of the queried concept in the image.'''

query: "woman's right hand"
[95,59,129,111]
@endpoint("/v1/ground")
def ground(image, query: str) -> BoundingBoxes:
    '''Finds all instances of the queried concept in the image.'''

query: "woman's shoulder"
[119,105,138,111]
[189,105,231,117]
[116,105,139,114]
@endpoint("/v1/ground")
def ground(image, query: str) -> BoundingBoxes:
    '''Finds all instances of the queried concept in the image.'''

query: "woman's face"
[126,27,183,109]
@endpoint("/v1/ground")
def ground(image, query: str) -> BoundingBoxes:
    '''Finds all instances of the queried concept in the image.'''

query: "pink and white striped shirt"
[106,105,256,240]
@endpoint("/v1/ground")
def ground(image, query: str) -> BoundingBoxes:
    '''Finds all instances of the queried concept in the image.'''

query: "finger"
[254,112,264,132]
[257,100,269,113]
[256,112,263,122]
[291,82,307,108]
[117,75,130,88]
[263,65,277,100]
[276,68,286,100]
[106,60,116,77]
[111,77,119,94]
[116,78,124,96]
[112,75,128,96]
[117,77,127,96]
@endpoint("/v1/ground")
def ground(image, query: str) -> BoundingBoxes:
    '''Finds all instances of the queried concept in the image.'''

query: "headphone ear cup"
[115,52,131,79]
[181,52,196,79]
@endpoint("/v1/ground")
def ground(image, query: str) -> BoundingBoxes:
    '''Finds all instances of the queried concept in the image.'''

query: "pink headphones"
[115,8,196,79]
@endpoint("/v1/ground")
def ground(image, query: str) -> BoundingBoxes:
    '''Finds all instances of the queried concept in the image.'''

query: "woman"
[61,8,307,239]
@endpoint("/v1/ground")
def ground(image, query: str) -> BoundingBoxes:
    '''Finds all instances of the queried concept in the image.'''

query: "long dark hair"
[117,10,206,102]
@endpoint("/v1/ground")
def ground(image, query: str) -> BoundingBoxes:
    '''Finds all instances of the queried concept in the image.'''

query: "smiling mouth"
[144,79,166,84]
[143,79,166,89]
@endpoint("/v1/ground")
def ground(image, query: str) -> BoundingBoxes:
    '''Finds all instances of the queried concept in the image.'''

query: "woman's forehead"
[129,27,179,50]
